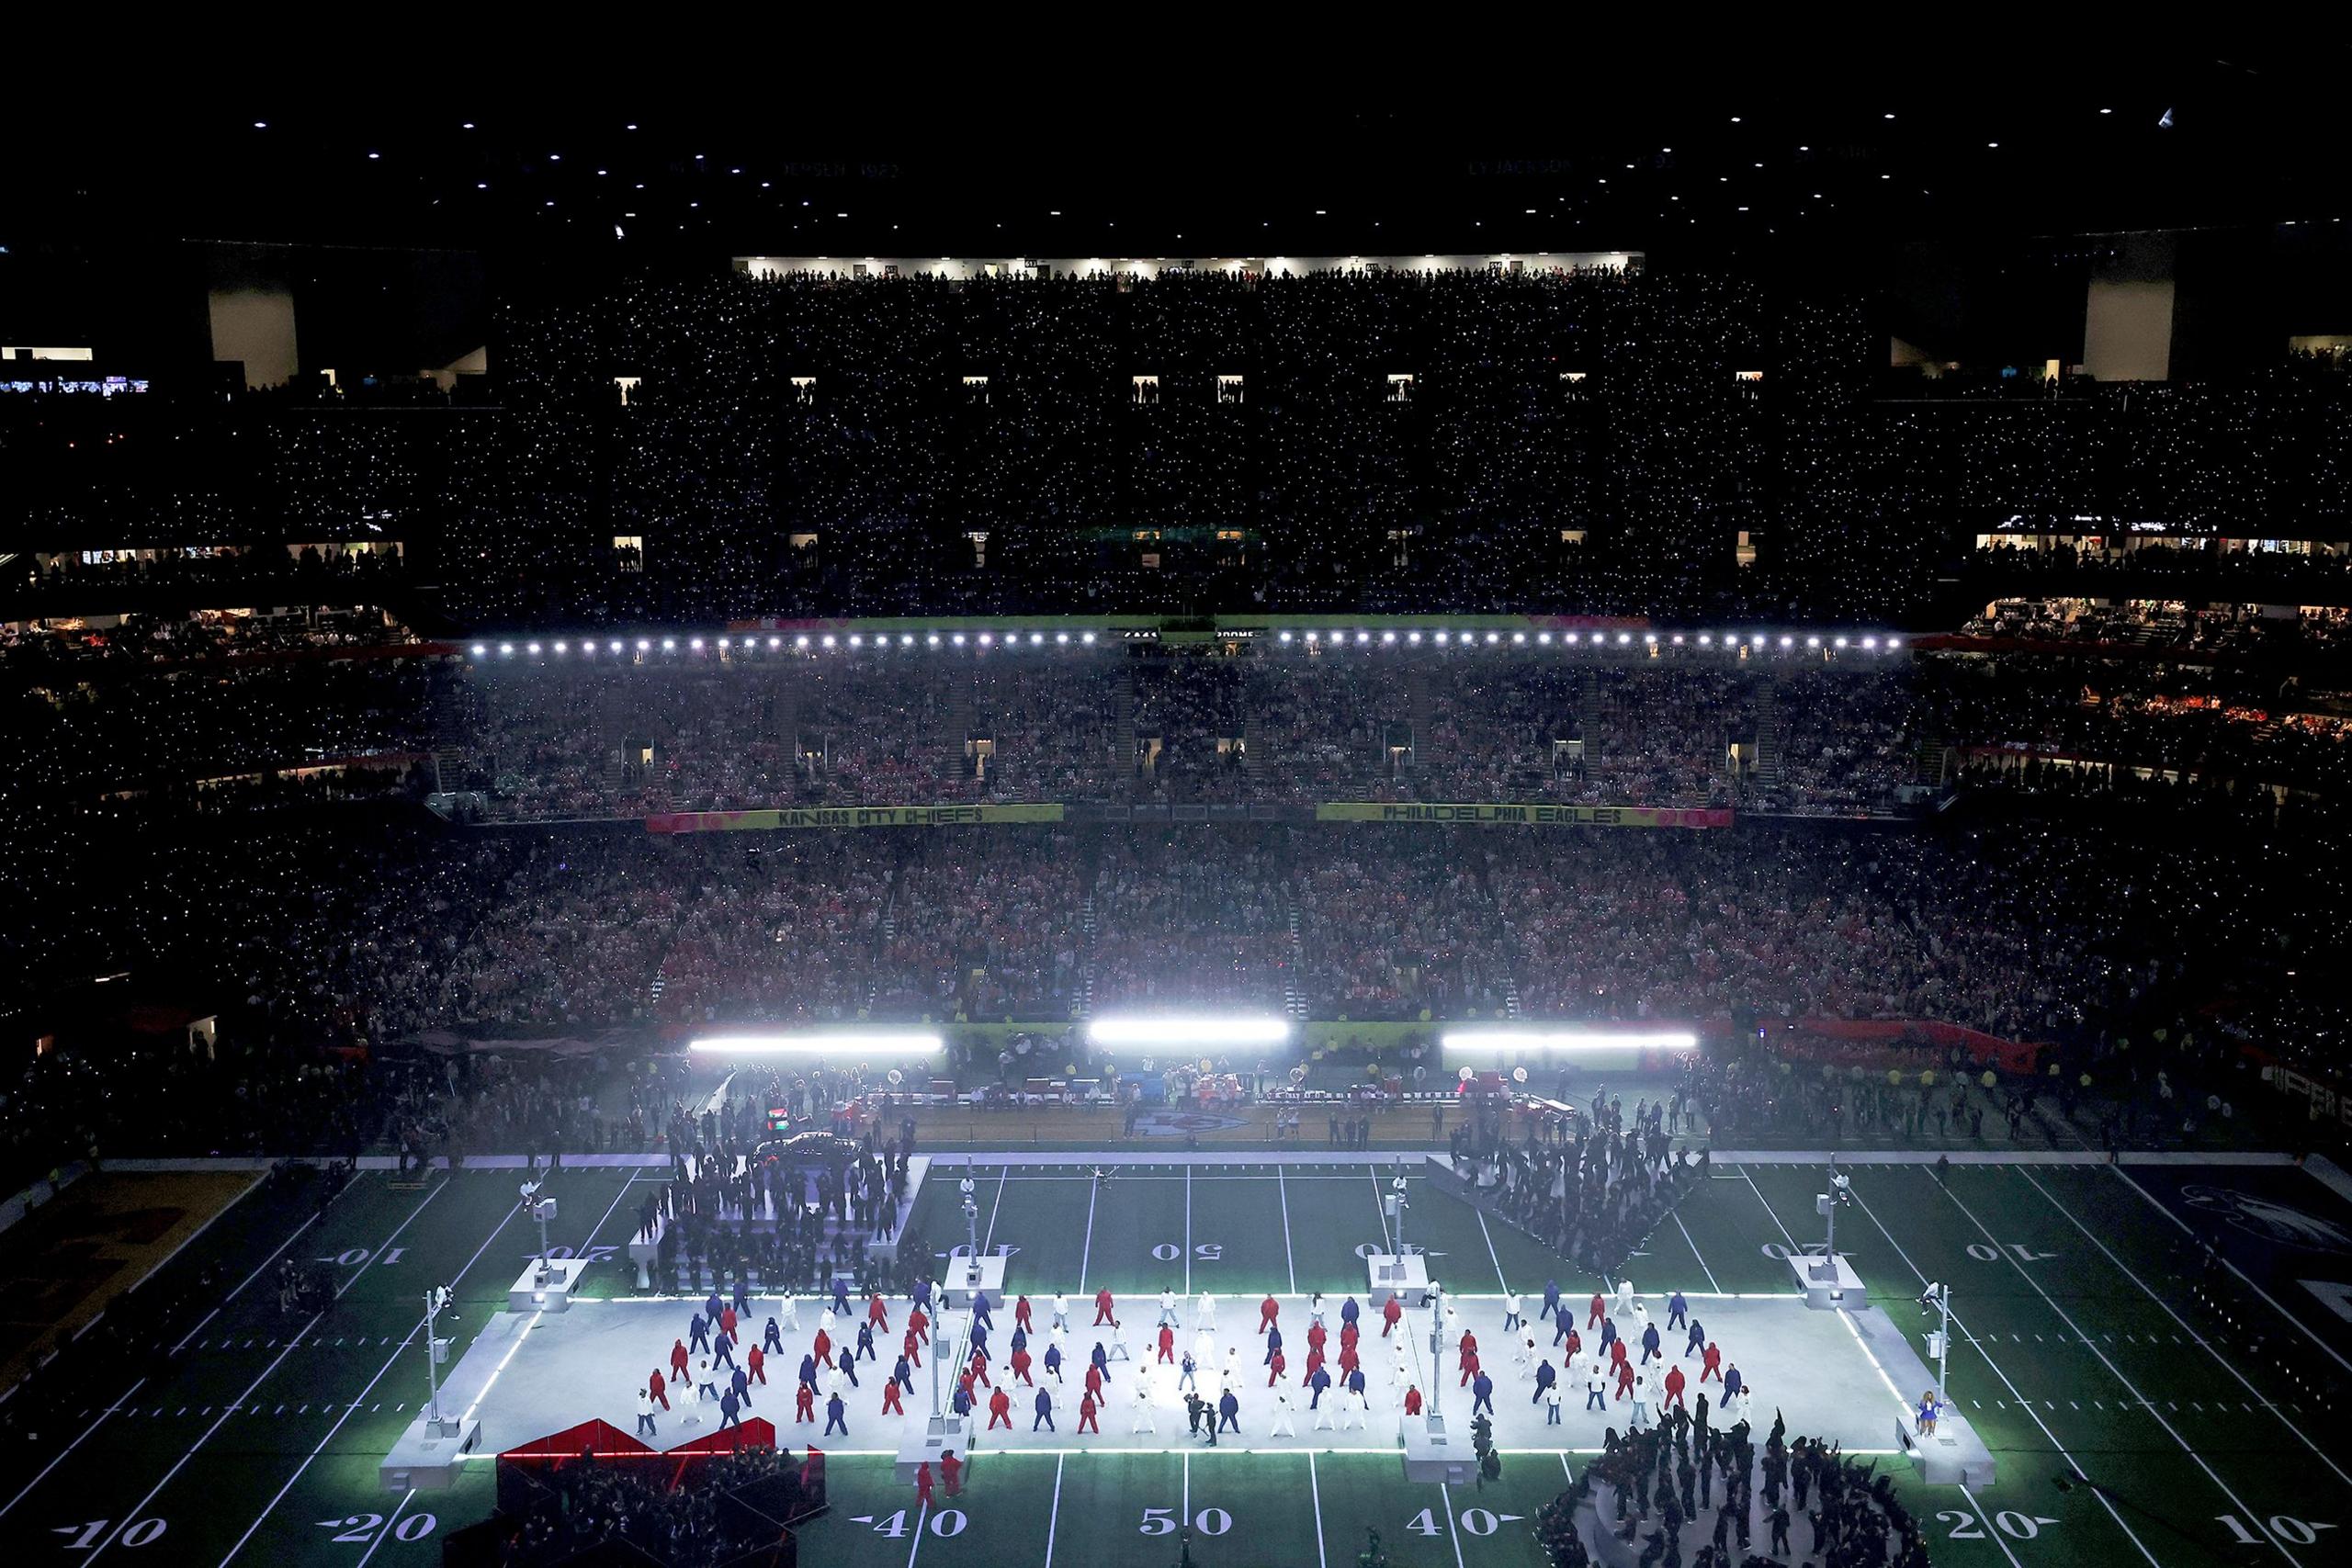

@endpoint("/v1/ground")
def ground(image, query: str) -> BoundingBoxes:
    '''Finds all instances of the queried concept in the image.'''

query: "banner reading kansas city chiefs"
[1315,802,1731,829]
[647,804,1065,833]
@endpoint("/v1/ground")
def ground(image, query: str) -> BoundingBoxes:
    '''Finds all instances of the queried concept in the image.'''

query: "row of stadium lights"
[469,629,1904,658]
[1275,629,1904,650]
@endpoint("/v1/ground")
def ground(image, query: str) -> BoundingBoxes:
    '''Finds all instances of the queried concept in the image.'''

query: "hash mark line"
[80,1179,448,1562]
[354,1489,416,1568]
[1672,1210,1722,1293]
[2107,1163,2352,1378]
[1931,1172,2300,1564]
[1473,1204,1510,1296]
[1078,1176,1100,1292]
[1838,1178,2160,1568]
[1048,1457,1068,1561]
[2018,1165,2352,1488]
[169,1206,330,1359]
[1277,1165,1298,1293]
[217,1183,521,1565]
[1307,1451,1329,1568]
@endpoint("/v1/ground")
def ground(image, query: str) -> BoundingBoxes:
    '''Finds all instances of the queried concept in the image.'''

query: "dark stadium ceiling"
[13,51,2352,269]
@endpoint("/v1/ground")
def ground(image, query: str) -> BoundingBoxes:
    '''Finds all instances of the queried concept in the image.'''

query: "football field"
[4,1153,2349,1567]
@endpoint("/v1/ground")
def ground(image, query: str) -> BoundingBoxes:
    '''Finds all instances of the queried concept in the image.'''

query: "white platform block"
[628,1216,664,1290]
[940,1254,1005,1312]
[1366,1252,1430,1310]
[379,1412,481,1491]
[509,1256,590,1314]
[1787,1250,1863,1310]
[895,1410,976,1483]
[1399,1410,1473,1483]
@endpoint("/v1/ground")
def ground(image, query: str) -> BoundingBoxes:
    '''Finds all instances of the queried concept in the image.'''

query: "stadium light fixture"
[1087,1016,1294,1048]
[1806,635,1821,648]
[849,634,864,647]
[1030,633,1044,645]
[1835,636,1849,649]
[1780,636,1793,648]
[954,633,967,646]
[691,1032,943,1055]
[821,635,837,648]
[1886,637,1903,649]
[471,644,488,657]
[637,638,651,651]
[1618,632,1633,645]
[768,637,781,649]
[1512,632,1527,645]
[1056,632,1069,644]
[1280,631,1294,643]
[1435,631,1450,645]
[1698,635,1713,645]
[928,633,942,647]
[500,643,514,656]
[662,638,676,651]
[527,642,542,656]
[1382,631,1397,644]
[1485,631,1500,644]
[1862,637,1879,649]
[1408,631,1422,644]
[553,641,568,654]
[1354,631,1368,644]
[690,637,705,651]
[1672,634,1685,644]
[1566,632,1581,645]
[796,635,810,649]
[978,633,993,646]
[1441,1029,1699,1054]
[1538,632,1553,645]
[1082,632,1098,645]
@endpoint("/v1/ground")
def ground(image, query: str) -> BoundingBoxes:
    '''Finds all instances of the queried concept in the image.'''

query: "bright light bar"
[1441,1029,1698,1054]
[690,1032,941,1055]
[1086,1015,1293,1048]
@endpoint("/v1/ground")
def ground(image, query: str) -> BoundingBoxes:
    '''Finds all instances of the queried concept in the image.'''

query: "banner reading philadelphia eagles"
[647,804,1065,832]
[1315,802,1732,829]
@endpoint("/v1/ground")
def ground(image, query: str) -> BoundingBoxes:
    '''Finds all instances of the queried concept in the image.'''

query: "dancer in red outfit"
[1382,1297,1403,1337]
[1093,1288,1117,1326]
[988,1388,1012,1429]
[1259,1294,1280,1334]
[1588,1292,1606,1329]
[882,1379,905,1415]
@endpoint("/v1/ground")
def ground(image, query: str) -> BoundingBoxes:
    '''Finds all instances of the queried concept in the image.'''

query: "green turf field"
[3,1155,2346,1566]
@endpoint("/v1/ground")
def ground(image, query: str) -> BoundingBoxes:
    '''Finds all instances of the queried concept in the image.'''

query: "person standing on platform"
[637,1388,657,1438]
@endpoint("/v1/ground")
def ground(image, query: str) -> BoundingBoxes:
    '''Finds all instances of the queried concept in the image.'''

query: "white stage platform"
[1365,1251,1430,1310]
[1787,1248,1865,1310]
[508,1256,589,1314]
[420,1289,1926,1472]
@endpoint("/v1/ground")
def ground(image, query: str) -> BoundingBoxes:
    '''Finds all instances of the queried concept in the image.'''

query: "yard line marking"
[1078,1176,1101,1292]
[217,1177,531,1565]
[1440,1482,1468,1568]
[171,1207,330,1357]
[79,1179,448,1562]
[1473,1204,1510,1295]
[1042,1453,1065,1567]
[2108,1163,2352,1378]
[1933,1173,2300,1564]
[904,1501,929,1568]
[354,1489,417,1568]
[1841,1178,2161,1568]
[1307,1451,1329,1568]
[1182,1450,1190,1532]
[0,1377,142,1519]
[1960,1481,2026,1568]
[983,1167,1008,1254]
[1371,1170,1395,1254]
[1277,1166,1298,1293]
[1738,1167,1798,1247]
[1185,1167,1194,1296]
[2018,1165,2352,1488]
[1671,1210,1722,1293]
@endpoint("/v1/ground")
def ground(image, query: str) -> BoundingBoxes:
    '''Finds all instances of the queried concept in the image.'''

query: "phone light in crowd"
[1441,1028,1699,1055]
[1086,1015,1294,1048]
[690,1032,944,1055]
